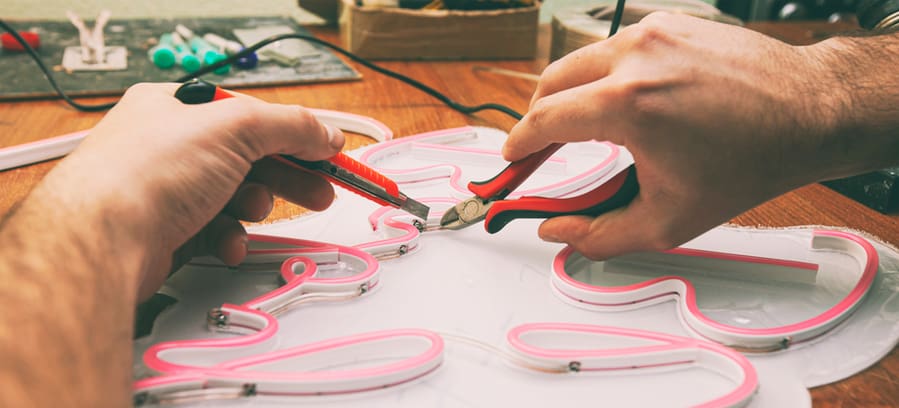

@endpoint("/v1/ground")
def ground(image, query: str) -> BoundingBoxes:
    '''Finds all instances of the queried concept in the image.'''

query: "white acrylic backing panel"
[133,127,899,407]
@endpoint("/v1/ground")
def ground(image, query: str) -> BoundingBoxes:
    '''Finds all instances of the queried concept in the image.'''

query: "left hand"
[43,83,345,301]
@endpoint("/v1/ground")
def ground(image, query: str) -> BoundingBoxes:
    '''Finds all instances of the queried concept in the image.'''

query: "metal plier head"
[440,197,493,230]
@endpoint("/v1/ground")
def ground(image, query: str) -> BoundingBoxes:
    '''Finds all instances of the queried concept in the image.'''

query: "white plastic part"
[134,127,899,407]
[552,230,877,351]
[232,26,321,65]
[0,110,391,172]
[62,10,127,71]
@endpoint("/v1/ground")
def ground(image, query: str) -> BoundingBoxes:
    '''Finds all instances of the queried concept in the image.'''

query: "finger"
[247,157,336,211]
[530,10,702,110]
[532,40,617,107]
[537,195,679,261]
[224,182,274,222]
[191,98,345,163]
[208,214,249,267]
[171,214,248,273]
[504,79,627,162]
[122,83,346,164]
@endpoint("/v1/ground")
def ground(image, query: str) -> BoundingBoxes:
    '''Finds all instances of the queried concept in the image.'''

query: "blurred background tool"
[233,25,321,66]
[472,65,538,81]
[174,23,196,41]
[169,32,201,73]
[189,35,230,74]
[1,30,39,51]
[718,0,857,24]
[147,33,176,69]
[442,0,535,9]
[855,0,899,28]
[354,0,532,9]
[0,16,360,101]
[203,32,258,69]
[354,0,434,8]
[62,9,127,71]
[550,0,742,61]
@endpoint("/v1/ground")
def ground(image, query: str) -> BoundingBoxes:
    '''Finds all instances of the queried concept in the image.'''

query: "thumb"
[198,98,345,162]
[538,195,675,261]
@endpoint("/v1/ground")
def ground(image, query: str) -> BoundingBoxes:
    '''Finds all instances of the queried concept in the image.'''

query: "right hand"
[503,12,846,260]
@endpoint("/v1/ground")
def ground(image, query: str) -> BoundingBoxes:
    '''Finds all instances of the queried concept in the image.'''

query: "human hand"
[503,12,847,260]
[46,83,344,301]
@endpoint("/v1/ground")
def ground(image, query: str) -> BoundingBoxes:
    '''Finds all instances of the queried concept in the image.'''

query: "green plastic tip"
[204,52,230,75]
[181,54,201,73]
[151,47,176,69]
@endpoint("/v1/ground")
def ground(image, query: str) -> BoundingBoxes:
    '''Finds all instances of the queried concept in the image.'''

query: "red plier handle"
[466,144,639,234]
[468,143,565,200]
[482,164,638,233]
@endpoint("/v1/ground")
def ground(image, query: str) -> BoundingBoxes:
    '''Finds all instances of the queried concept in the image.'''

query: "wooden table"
[1,22,897,406]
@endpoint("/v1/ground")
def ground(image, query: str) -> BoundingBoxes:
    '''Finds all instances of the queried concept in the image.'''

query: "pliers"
[439,143,639,233]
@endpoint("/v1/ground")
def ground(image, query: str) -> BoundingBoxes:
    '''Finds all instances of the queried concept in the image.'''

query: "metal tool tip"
[401,197,430,220]
[439,206,459,227]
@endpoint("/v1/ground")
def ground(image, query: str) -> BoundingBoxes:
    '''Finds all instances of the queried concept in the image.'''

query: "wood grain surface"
[0,22,896,406]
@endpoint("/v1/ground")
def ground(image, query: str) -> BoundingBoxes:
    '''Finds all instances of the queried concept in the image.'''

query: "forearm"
[0,82,341,406]
[0,159,148,407]
[807,30,899,180]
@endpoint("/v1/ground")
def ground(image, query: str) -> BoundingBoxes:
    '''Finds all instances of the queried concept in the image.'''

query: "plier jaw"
[439,197,493,230]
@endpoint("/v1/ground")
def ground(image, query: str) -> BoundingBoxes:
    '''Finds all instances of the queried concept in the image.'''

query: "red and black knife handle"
[173,80,402,207]
[174,79,234,104]
[483,165,639,234]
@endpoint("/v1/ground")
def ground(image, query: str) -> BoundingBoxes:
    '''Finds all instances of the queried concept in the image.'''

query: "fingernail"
[541,232,563,243]
[326,124,345,150]
[231,235,249,266]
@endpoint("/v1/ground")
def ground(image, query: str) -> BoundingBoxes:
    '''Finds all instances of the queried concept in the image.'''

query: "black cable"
[0,19,116,111]
[0,19,523,119]
[1,0,629,120]
[179,33,525,120]
[609,0,627,37]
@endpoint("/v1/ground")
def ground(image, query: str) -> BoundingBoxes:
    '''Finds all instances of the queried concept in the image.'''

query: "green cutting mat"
[0,16,360,101]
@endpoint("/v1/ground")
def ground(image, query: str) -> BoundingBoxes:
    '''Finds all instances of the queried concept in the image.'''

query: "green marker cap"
[181,54,201,73]
[203,52,231,75]
[148,45,176,69]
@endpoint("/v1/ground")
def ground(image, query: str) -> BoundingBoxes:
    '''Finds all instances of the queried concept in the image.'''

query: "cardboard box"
[339,0,539,60]
[299,0,340,22]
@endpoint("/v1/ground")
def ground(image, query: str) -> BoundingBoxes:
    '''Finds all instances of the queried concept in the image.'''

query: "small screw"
[207,308,229,328]
[568,361,582,372]
[780,337,792,349]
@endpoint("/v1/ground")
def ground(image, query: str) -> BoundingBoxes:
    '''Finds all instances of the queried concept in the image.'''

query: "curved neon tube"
[551,230,879,350]
[507,323,758,408]
[135,329,444,401]
[144,234,381,374]
[358,198,459,259]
